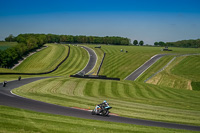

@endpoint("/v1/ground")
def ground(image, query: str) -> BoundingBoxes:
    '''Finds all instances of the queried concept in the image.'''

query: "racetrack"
[125,54,168,81]
[76,46,97,75]
[1,46,200,131]
[0,77,200,131]
[125,53,200,81]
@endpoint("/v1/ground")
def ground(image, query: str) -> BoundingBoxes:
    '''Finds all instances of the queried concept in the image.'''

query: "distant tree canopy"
[45,34,131,45]
[0,33,131,68]
[1,34,47,68]
[5,34,16,42]
[139,40,144,46]
[154,39,200,48]
[5,34,131,45]
[133,40,138,45]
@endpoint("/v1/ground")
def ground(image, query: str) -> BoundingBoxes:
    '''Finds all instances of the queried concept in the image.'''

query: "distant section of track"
[0,78,200,131]
[76,46,97,75]
[125,54,168,81]
[125,53,200,81]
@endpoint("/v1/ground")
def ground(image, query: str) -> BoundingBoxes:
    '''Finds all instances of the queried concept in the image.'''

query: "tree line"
[1,33,131,68]
[6,34,131,45]
[1,34,46,68]
[154,39,200,48]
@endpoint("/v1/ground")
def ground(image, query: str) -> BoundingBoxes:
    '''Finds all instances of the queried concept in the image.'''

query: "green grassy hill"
[171,55,200,81]
[147,55,200,90]
[13,77,200,126]
[0,44,89,82]
[14,44,69,73]
[1,44,200,132]
[99,46,158,79]
[49,45,89,76]
[98,45,200,79]
[14,44,89,75]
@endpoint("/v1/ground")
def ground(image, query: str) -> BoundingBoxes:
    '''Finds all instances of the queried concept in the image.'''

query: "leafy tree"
[89,36,94,44]
[154,42,159,46]
[5,34,15,42]
[2,34,47,67]
[60,35,67,42]
[16,35,26,44]
[139,40,144,46]
[37,34,47,45]
[158,41,165,47]
[133,40,138,45]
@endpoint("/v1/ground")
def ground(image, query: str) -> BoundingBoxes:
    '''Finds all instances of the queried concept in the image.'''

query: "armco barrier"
[70,74,120,81]
[0,45,70,75]
[97,53,106,75]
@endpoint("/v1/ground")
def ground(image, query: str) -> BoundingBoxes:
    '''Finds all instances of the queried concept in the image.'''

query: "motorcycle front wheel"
[102,110,109,116]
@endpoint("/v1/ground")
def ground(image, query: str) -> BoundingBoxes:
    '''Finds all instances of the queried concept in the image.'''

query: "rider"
[95,100,109,114]
[98,100,108,111]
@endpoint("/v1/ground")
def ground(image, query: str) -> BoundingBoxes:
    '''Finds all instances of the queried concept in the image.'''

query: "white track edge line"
[85,46,98,75]
[75,46,97,75]
[124,54,159,80]
[133,57,162,81]
[75,46,91,75]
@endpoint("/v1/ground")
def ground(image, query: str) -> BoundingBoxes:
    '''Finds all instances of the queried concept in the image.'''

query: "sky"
[0,0,200,45]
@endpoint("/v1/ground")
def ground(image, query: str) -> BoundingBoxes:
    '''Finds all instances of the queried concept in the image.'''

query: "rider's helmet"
[103,100,107,103]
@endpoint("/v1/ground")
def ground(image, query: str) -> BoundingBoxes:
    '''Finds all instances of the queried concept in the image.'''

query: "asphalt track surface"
[125,54,168,81]
[76,46,97,75]
[1,48,200,131]
[125,53,200,81]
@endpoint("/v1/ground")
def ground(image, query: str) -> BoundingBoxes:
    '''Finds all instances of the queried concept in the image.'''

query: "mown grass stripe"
[127,83,140,98]
[133,83,151,99]
[14,44,68,73]
[59,79,78,96]
[103,81,113,98]
[84,81,94,97]
[111,81,120,97]
[140,84,160,99]
[65,46,83,74]
[143,83,173,99]
[58,45,80,74]
[98,81,106,96]
[49,45,87,76]
[152,85,182,100]
[116,83,126,98]
[73,79,87,96]
[123,83,133,98]
[91,81,100,97]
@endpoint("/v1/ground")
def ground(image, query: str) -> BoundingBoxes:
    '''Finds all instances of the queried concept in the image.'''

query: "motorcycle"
[91,103,112,116]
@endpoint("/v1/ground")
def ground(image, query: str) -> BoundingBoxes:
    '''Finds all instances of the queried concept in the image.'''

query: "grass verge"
[0,105,197,133]
[147,55,200,90]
